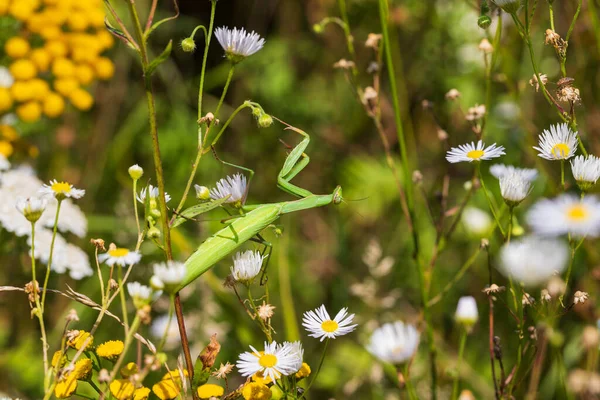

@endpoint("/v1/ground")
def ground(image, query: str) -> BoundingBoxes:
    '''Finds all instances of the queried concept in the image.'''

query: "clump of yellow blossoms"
[96,339,124,361]
[67,330,93,350]
[0,0,115,123]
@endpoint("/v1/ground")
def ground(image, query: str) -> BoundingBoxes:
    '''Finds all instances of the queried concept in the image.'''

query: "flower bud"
[150,208,161,219]
[478,15,492,29]
[258,114,273,128]
[455,296,478,330]
[181,37,196,53]
[16,196,47,223]
[150,275,165,291]
[128,164,144,180]
[252,107,262,118]
[194,184,210,200]
[313,24,324,34]
[147,226,161,239]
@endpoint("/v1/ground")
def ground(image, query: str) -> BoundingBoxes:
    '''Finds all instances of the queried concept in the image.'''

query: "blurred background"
[2,0,600,398]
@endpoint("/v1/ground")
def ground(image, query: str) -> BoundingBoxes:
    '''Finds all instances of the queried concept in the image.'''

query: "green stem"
[378,0,413,208]
[482,13,502,137]
[403,363,417,400]
[507,207,514,243]
[31,223,49,391]
[117,265,129,334]
[158,296,175,352]
[560,159,565,190]
[477,164,506,237]
[208,102,251,149]
[566,0,582,42]
[451,330,468,400]
[279,233,300,341]
[41,199,62,311]
[337,0,357,77]
[109,314,141,381]
[132,179,141,238]
[304,339,329,393]
[549,3,555,31]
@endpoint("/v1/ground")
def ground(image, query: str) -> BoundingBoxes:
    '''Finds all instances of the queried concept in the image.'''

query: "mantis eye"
[333,186,343,205]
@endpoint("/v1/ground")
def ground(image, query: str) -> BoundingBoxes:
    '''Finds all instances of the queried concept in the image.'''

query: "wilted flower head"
[445,88,461,101]
[529,73,548,92]
[465,104,486,122]
[366,321,420,364]
[214,27,265,63]
[533,123,578,160]
[527,194,600,237]
[446,140,505,163]
[258,302,276,321]
[365,33,382,49]
[556,77,580,103]
[478,38,493,53]
[499,172,533,206]
[210,173,247,206]
[574,291,589,305]
[498,236,569,287]
[16,196,47,222]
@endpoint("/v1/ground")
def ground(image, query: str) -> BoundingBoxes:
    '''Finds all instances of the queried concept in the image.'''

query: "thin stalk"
[117,265,129,334]
[41,199,62,310]
[133,179,141,238]
[337,0,357,77]
[304,339,329,392]
[482,13,502,137]
[157,296,175,352]
[560,159,565,190]
[477,164,506,237]
[451,330,468,400]
[109,314,142,381]
[507,207,514,243]
[548,3,555,31]
[31,222,50,391]
[403,362,417,400]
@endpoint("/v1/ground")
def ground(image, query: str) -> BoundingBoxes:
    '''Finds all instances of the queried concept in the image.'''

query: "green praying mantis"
[174,124,343,291]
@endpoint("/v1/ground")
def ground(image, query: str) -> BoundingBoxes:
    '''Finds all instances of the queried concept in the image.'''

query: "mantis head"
[332,186,343,205]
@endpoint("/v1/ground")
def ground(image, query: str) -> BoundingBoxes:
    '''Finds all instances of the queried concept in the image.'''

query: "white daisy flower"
[282,341,304,373]
[571,155,600,188]
[136,184,171,203]
[98,246,142,267]
[533,123,578,161]
[0,154,9,171]
[0,167,45,236]
[210,173,247,205]
[455,296,478,327]
[230,250,265,283]
[236,341,300,383]
[462,207,492,236]
[498,236,569,287]
[366,321,420,365]
[152,260,186,292]
[39,180,85,200]
[302,304,357,341]
[214,27,265,62]
[445,140,505,163]
[27,228,70,274]
[493,0,521,13]
[127,282,159,308]
[16,196,47,223]
[499,172,532,206]
[527,194,600,237]
[490,164,538,181]
[0,66,14,88]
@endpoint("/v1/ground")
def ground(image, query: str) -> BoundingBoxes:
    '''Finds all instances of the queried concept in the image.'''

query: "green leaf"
[146,40,173,77]
[171,196,231,229]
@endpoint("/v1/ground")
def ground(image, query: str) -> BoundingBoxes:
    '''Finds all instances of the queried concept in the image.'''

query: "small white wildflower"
[127,282,159,309]
[455,296,479,328]
[527,194,600,237]
[574,291,589,305]
[98,245,142,267]
[533,123,579,161]
[446,140,505,163]
[39,180,85,200]
[214,27,265,62]
[136,184,171,203]
[152,261,186,292]
[230,250,265,283]
[366,321,420,364]
[16,196,47,222]
[490,164,538,181]
[210,173,247,205]
[540,289,551,302]
[571,155,600,189]
[194,184,210,200]
[236,341,300,383]
[302,304,357,341]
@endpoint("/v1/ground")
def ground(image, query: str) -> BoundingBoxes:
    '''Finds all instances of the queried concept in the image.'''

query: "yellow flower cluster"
[54,358,92,398]
[0,0,115,123]
[152,370,189,400]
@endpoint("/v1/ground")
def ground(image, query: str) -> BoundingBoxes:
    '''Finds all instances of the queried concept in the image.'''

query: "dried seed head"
[365,33,382,49]
[212,362,234,379]
[540,289,551,302]
[483,283,505,295]
[478,38,493,53]
[412,170,423,184]
[109,279,119,291]
[362,86,378,103]
[480,238,490,249]
[445,88,461,101]
[465,104,486,121]
[522,293,535,306]
[90,238,106,251]
[98,368,110,383]
[333,59,355,70]
[25,280,40,303]
[257,302,276,320]
[545,29,562,46]
[529,73,548,92]
[108,243,117,252]
[574,291,589,305]
[556,78,581,103]
[66,309,79,322]
[367,61,379,74]
[547,277,566,297]
[437,129,448,141]
[199,112,215,126]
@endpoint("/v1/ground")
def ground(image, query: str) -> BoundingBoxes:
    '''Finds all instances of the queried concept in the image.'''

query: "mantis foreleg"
[277,125,313,198]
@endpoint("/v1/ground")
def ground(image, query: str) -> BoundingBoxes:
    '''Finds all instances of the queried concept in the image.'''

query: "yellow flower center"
[551,143,570,158]
[321,320,339,333]
[51,181,72,193]
[197,384,224,399]
[108,248,129,257]
[258,354,277,368]
[466,150,485,160]
[567,204,588,221]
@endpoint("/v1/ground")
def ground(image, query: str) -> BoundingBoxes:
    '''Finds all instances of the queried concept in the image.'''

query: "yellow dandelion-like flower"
[251,370,274,385]
[96,340,124,361]
[51,350,65,368]
[110,379,135,400]
[295,363,311,379]
[242,382,272,400]
[73,358,93,380]
[54,376,77,398]
[133,387,151,400]
[121,361,139,378]
[153,370,188,400]
[67,330,93,350]
[197,384,224,399]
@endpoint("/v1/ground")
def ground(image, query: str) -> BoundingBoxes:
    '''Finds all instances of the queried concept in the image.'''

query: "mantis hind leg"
[277,126,313,198]
[250,232,273,285]
[211,146,254,204]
